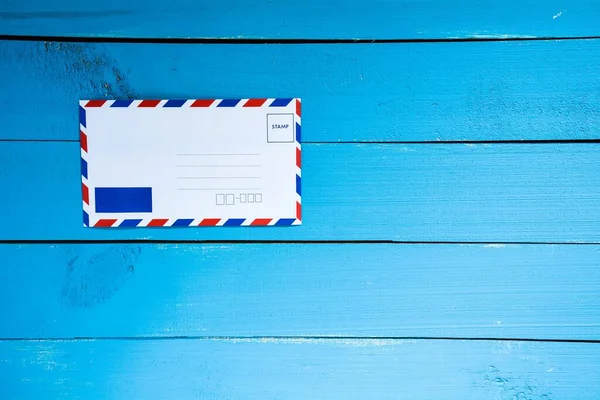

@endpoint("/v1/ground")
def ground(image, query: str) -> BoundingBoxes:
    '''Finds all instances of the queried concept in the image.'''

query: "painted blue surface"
[0,0,598,39]
[1,244,599,340]
[1,339,599,399]
[2,40,600,142]
[2,2,600,396]
[1,142,599,242]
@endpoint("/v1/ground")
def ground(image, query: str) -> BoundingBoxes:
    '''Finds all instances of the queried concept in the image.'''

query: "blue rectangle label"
[95,187,153,213]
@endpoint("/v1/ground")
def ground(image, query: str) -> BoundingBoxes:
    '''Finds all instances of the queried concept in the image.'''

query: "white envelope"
[79,98,301,227]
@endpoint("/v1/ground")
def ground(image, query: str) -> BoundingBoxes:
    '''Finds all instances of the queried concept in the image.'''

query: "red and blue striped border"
[90,217,298,228]
[80,104,91,227]
[80,98,301,228]
[83,98,295,108]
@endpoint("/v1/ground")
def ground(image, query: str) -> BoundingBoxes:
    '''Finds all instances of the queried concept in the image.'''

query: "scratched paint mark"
[61,246,140,308]
[478,365,554,399]
[552,11,565,20]
[472,342,555,400]
[30,344,67,372]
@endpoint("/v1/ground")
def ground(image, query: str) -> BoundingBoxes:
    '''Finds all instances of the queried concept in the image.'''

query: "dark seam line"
[0,240,597,245]
[2,139,600,145]
[1,34,600,44]
[305,139,600,144]
[1,336,599,344]
[0,139,78,142]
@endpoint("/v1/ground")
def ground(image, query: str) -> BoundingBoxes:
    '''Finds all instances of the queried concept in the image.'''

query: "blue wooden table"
[1,1,600,398]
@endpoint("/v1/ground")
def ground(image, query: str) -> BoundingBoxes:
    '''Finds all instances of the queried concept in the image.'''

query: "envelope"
[79,98,301,227]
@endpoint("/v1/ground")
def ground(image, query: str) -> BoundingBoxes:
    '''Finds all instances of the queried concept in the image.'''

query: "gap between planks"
[2,34,600,44]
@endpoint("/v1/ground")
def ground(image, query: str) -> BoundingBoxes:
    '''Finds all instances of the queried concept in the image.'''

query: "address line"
[176,153,261,156]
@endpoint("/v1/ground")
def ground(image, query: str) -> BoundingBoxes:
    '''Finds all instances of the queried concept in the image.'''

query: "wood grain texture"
[1,243,600,340]
[3,39,600,142]
[2,338,599,399]
[0,0,598,39]
[1,142,599,242]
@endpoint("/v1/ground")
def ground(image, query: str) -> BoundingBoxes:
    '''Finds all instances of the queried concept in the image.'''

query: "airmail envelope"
[79,98,302,228]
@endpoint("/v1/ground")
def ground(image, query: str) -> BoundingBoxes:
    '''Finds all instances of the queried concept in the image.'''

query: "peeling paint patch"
[0,40,139,140]
[42,41,137,99]
[218,337,416,347]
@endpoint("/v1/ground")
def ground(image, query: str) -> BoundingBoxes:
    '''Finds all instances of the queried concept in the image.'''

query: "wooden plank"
[1,243,599,340]
[2,39,600,142]
[1,0,598,40]
[1,142,600,242]
[1,338,599,399]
